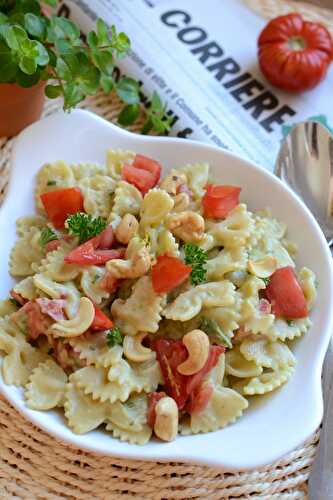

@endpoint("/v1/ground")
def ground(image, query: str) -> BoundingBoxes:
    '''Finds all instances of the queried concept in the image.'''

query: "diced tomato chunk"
[45,239,61,253]
[12,301,52,340]
[265,266,308,319]
[98,225,114,250]
[40,188,84,228]
[122,164,156,194]
[151,255,192,294]
[202,184,241,219]
[64,239,125,265]
[147,391,167,428]
[91,304,113,331]
[132,154,162,185]
[186,382,214,415]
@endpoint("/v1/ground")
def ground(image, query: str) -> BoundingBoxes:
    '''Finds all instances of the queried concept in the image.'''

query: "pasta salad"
[0,150,317,444]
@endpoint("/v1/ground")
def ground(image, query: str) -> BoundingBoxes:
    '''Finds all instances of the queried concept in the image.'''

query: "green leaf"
[55,56,71,80]
[96,18,109,45]
[141,117,153,135]
[62,81,85,110]
[116,76,140,104]
[75,52,99,94]
[42,0,57,6]
[0,13,8,24]
[54,37,74,55]
[151,91,163,112]
[91,48,113,75]
[87,30,98,48]
[0,40,17,83]
[52,16,80,40]
[45,84,62,99]
[118,104,140,126]
[11,0,41,15]
[16,68,41,87]
[100,74,113,93]
[39,227,58,247]
[3,25,27,51]
[46,47,57,67]
[19,56,37,75]
[65,212,107,243]
[34,40,49,65]
[24,13,45,39]
[200,317,233,349]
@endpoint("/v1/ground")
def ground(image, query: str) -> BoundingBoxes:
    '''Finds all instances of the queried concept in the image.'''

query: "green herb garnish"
[9,298,20,308]
[40,227,58,247]
[286,319,294,327]
[47,180,57,186]
[65,213,107,243]
[106,327,123,348]
[184,243,207,285]
[200,317,232,349]
[262,277,270,286]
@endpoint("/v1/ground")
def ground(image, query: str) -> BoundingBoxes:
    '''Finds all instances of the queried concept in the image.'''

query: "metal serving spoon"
[275,120,333,500]
[275,120,333,246]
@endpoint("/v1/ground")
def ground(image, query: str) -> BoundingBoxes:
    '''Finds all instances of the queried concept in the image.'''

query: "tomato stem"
[288,36,306,51]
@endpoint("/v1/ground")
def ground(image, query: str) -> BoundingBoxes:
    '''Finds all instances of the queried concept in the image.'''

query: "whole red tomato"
[258,13,333,91]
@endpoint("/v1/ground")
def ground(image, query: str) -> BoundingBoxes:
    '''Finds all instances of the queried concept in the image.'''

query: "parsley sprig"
[184,243,207,285]
[200,317,232,349]
[39,227,58,247]
[65,213,107,243]
[106,327,123,348]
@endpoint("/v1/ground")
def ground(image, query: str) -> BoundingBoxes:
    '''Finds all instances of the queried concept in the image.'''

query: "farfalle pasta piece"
[69,332,123,368]
[180,386,248,435]
[206,353,225,385]
[106,237,151,280]
[71,162,107,180]
[251,210,287,243]
[111,276,165,336]
[64,380,110,434]
[36,161,75,211]
[49,297,95,338]
[106,149,135,179]
[80,266,109,304]
[299,267,317,309]
[240,337,296,370]
[2,343,47,386]
[111,180,142,217]
[201,304,241,341]
[140,189,174,228]
[12,276,38,301]
[204,204,254,250]
[164,281,235,322]
[25,359,67,410]
[79,175,116,218]
[107,393,148,432]
[71,358,162,403]
[16,215,46,236]
[105,421,152,445]
[206,247,248,281]
[33,274,81,318]
[240,299,275,335]
[33,243,80,282]
[225,346,263,378]
[0,316,28,354]
[232,366,295,395]
[144,227,180,259]
[249,236,295,269]
[180,162,209,198]
[267,317,311,341]
[9,227,44,277]
[0,300,18,318]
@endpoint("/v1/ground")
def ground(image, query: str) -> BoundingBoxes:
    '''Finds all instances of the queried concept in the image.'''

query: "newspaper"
[59,0,333,171]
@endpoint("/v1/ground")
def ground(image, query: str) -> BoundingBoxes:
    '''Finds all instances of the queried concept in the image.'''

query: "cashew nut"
[159,169,187,195]
[115,214,139,244]
[106,237,151,279]
[154,396,178,442]
[248,256,277,279]
[177,329,210,375]
[123,333,155,362]
[167,211,205,242]
[49,297,95,338]
[173,192,190,212]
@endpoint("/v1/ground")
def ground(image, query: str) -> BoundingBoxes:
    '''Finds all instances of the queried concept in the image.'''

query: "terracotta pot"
[0,81,46,137]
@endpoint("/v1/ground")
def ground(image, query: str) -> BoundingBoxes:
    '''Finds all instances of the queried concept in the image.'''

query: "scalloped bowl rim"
[0,109,332,471]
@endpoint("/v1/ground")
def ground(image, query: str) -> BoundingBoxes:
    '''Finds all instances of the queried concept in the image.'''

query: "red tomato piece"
[152,339,189,409]
[45,239,61,253]
[90,304,113,331]
[40,188,84,228]
[100,272,121,293]
[202,184,241,219]
[258,13,333,92]
[151,255,192,294]
[186,382,214,415]
[64,239,125,265]
[265,266,308,318]
[12,301,52,340]
[122,164,156,194]
[147,391,167,428]
[132,154,162,185]
[98,225,114,250]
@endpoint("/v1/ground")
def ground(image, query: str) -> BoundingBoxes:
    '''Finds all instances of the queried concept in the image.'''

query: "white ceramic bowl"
[0,109,332,470]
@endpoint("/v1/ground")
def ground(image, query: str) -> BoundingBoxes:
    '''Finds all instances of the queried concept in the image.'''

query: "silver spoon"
[275,120,333,246]
[275,120,333,499]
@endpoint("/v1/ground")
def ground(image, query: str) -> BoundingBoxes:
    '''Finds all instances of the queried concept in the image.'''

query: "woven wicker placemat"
[0,1,331,498]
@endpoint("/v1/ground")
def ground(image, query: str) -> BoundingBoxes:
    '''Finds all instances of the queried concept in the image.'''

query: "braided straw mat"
[0,1,331,498]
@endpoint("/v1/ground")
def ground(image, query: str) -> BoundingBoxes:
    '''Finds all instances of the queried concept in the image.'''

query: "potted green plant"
[0,0,172,137]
